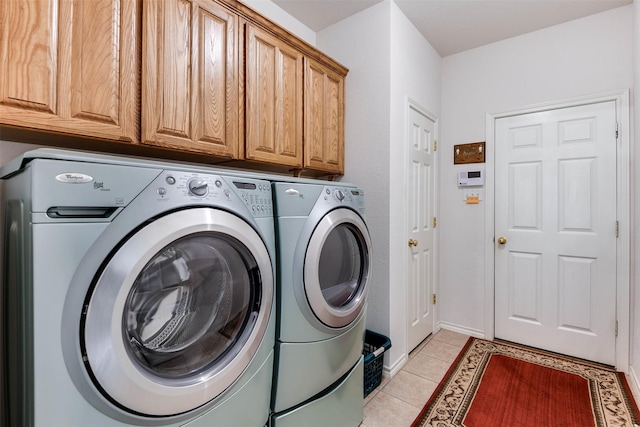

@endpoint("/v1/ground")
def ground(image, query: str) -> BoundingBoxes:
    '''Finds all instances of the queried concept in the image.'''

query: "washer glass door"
[82,208,272,417]
[125,233,251,379]
[304,209,372,328]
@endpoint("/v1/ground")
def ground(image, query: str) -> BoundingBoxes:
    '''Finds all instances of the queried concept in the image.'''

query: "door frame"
[404,97,439,350]
[483,89,630,371]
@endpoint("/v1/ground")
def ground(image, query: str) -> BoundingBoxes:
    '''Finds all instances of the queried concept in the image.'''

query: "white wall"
[314,1,393,356]
[0,141,43,169]
[631,0,640,398]
[316,1,442,371]
[387,1,441,371]
[439,6,634,334]
[242,0,316,45]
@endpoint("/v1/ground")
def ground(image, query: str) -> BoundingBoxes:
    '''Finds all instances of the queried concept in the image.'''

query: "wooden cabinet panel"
[304,58,344,174]
[1,0,346,175]
[142,0,239,158]
[245,24,303,168]
[70,1,124,125]
[0,0,139,141]
[1,0,57,114]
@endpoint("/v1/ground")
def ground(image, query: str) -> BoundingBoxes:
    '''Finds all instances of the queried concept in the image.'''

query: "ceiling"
[271,0,632,57]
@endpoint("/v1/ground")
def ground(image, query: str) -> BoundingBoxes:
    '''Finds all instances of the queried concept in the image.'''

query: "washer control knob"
[335,189,345,201]
[188,178,208,197]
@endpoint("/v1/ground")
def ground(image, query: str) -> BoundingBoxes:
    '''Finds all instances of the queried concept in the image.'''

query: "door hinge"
[432,294,437,305]
[615,320,618,337]
[616,221,619,238]
[433,140,437,151]
[433,217,437,228]
[615,123,619,139]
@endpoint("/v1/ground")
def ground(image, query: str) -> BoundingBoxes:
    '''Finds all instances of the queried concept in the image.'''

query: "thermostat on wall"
[458,169,484,187]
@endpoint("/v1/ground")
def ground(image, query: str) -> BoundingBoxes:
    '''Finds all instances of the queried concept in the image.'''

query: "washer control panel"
[155,171,273,217]
[187,177,209,197]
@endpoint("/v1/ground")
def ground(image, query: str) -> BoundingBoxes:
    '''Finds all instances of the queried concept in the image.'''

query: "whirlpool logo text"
[55,173,94,184]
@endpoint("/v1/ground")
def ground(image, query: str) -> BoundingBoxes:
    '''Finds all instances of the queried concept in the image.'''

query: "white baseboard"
[437,321,485,339]
[381,323,483,377]
[627,365,640,407]
[380,323,484,380]
[384,354,408,379]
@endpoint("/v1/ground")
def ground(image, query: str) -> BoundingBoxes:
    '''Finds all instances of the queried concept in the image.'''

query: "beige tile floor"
[360,329,470,427]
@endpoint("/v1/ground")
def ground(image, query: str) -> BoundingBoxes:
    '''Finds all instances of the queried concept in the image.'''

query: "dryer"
[1,149,275,426]
[270,181,372,427]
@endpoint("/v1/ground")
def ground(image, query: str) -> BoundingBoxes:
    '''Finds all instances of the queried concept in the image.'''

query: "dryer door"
[82,208,272,417]
[304,208,372,328]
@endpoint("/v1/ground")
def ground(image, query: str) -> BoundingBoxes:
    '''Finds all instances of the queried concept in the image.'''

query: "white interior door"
[407,104,436,352]
[494,101,617,365]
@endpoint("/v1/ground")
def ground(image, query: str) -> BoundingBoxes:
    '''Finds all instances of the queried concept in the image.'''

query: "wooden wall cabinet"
[1,0,348,175]
[304,57,345,174]
[243,22,347,174]
[142,0,239,158]
[244,24,303,168]
[0,0,139,142]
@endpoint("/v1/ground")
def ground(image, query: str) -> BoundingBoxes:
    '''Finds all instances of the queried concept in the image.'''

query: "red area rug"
[411,338,640,427]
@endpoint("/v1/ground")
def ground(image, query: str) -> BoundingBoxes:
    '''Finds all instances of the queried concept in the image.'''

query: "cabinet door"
[304,58,345,174]
[0,0,139,141]
[143,0,239,157]
[245,24,303,168]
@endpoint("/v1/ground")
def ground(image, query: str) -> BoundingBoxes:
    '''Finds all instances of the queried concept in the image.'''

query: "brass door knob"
[497,237,507,245]
[408,239,419,247]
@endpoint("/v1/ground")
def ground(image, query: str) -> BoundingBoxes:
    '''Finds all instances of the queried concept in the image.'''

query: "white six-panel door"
[407,104,436,352]
[494,101,617,365]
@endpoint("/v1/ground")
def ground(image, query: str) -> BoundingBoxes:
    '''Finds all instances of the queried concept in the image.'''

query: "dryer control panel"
[321,186,366,216]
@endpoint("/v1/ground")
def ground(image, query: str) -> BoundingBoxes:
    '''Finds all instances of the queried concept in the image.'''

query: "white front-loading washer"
[270,181,372,427]
[1,149,276,427]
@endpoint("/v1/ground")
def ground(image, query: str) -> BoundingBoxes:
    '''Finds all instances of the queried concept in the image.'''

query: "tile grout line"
[361,331,471,427]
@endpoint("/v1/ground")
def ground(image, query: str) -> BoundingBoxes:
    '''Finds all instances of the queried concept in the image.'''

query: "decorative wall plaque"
[454,142,485,164]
